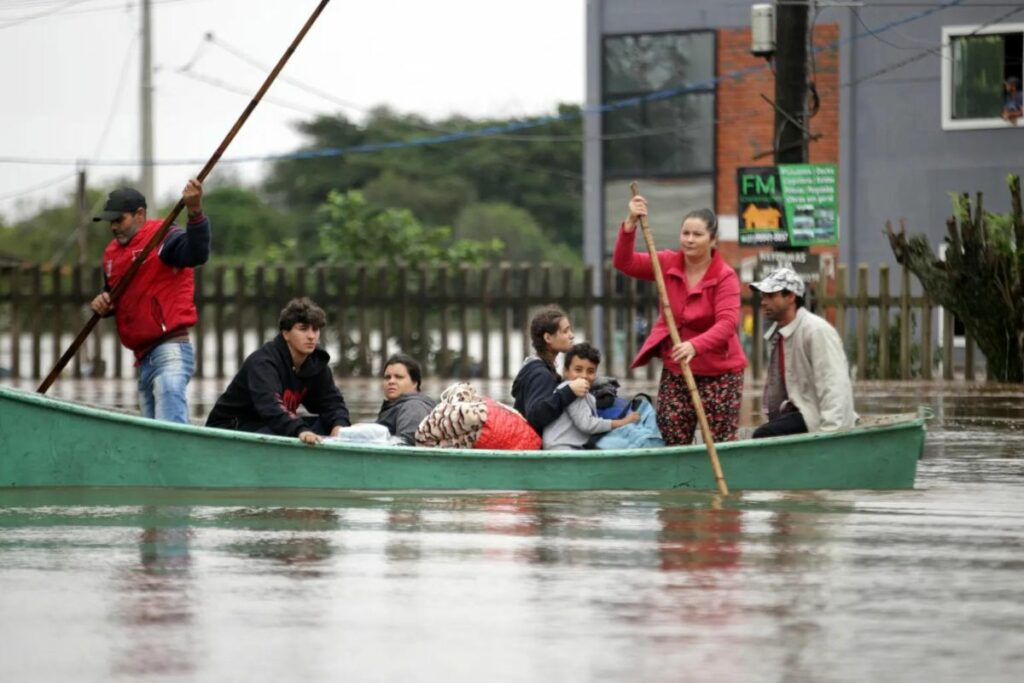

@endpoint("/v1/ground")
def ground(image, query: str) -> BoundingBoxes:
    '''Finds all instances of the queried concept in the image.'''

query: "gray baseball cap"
[750,267,806,297]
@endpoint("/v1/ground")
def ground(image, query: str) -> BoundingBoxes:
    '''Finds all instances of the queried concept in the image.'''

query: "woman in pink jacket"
[614,196,747,445]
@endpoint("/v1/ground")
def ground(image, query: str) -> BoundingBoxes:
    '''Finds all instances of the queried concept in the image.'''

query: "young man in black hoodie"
[206,298,350,445]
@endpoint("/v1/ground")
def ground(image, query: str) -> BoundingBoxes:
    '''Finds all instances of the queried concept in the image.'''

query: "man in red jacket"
[90,180,211,423]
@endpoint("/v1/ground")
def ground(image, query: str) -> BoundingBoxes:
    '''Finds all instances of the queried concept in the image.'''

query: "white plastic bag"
[324,423,394,444]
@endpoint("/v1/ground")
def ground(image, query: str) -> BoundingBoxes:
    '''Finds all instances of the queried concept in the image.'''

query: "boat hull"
[0,387,923,491]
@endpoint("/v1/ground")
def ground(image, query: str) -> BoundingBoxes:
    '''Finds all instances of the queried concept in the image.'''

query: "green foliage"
[262,105,583,249]
[311,190,503,268]
[363,171,476,226]
[195,186,297,264]
[454,202,582,267]
[6,106,585,267]
[946,192,1017,258]
[0,187,108,264]
[847,312,922,379]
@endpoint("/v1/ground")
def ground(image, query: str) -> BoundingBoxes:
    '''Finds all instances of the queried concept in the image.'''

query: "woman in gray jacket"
[376,354,436,445]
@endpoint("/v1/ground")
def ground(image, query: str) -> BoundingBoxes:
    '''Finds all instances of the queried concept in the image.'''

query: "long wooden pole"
[37,0,332,394]
[630,182,729,495]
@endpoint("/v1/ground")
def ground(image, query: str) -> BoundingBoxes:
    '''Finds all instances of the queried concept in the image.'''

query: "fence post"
[518,264,532,359]
[920,295,933,381]
[856,265,868,381]
[438,266,449,377]
[398,267,410,354]
[942,308,954,380]
[339,264,352,376]
[582,264,594,344]
[480,267,491,379]
[51,267,63,382]
[72,265,83,378]
[500,264,511,379]
[214,265,226,380]
[377,266,390,374]
[834,263,847,345]
[254,266,266,347]
[10,267,21,379]
[603,265,615,378]
[194,268,205,379]
[965,333,976,381]
[30,265,41,379]
[900,265,911,380]
[458,266,470,378]
[234,264,246,373]
[878,264,890,380]
[625,275,636,381]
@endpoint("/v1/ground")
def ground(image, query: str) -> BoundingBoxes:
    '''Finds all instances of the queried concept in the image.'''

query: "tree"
[887,174,1024,381]
[454,202,582,267]
[193,186,296,263]
[262,105,584,250]
[363,171,476,227]
[312,190,503,268]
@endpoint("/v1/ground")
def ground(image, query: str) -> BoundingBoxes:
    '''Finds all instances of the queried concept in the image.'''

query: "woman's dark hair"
[279,297,327,331]
[682,208,719,239]
[530,305,568,357]
[383,353,422,391]
[564,342,601,368]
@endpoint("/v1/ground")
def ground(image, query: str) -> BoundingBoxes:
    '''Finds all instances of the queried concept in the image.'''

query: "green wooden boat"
[0,386,925,491]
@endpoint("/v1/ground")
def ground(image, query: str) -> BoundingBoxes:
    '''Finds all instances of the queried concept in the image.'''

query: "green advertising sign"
[737,164,838,247]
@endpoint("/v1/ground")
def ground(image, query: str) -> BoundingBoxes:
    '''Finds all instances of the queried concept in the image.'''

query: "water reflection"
[111,506,196,679]
[220,508,340,577]
[2,383,1024,681]
[656,496,741,574]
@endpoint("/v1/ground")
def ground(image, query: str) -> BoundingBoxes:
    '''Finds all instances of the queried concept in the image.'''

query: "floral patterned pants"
[656,369,744,446]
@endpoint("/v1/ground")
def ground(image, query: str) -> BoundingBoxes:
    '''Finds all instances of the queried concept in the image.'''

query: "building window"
[942,23,1024,130]
[603,31,715,177]
[601,30,715,254]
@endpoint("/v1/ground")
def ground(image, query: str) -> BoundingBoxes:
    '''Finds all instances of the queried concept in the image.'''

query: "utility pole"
[773,0,810,165]
[140,0,155,201]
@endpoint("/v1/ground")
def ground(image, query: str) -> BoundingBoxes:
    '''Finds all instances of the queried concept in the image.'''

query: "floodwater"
[1,379,1023,682]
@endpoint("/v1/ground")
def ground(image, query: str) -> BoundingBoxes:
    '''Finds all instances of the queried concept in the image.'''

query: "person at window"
[376,353,435,445]
[750,268,856,438]
[205,298,350,445]
[615,197,747,446]
[1002,77,1022,124]
[511,306,590,435]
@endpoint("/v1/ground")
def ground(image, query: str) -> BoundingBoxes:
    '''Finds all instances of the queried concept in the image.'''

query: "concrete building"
[584,0,1023,276]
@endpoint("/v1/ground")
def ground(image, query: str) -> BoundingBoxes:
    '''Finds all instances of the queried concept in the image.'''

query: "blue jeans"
[138,342,195,423]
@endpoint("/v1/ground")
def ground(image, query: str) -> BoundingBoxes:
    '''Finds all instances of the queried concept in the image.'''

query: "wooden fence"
[0,261,981,382]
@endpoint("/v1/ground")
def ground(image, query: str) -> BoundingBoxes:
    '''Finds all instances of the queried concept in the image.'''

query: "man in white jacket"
[750,268,857,438]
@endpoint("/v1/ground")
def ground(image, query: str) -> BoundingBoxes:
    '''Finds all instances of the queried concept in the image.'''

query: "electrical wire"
[0,170,78,202]
[0,0,983,168]
[0,0,89,30]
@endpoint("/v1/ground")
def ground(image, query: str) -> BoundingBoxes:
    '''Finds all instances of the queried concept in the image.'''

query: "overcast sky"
[0,0,584,220]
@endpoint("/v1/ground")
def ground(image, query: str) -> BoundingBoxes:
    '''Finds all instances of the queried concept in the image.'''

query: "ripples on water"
[1,380,1023,682]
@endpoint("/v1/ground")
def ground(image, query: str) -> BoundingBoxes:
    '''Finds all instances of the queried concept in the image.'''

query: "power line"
[0,0,977,168]
[0,0,89,30]
[838,4,1024,89]
[0,170,78,202]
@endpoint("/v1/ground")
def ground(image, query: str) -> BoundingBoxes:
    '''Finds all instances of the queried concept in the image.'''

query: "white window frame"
[941,22,1024,131]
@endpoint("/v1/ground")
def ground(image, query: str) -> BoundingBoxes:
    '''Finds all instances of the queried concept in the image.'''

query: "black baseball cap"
[93,188,147,222]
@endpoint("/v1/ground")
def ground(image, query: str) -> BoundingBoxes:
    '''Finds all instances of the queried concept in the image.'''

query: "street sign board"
[737,164,839,247]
